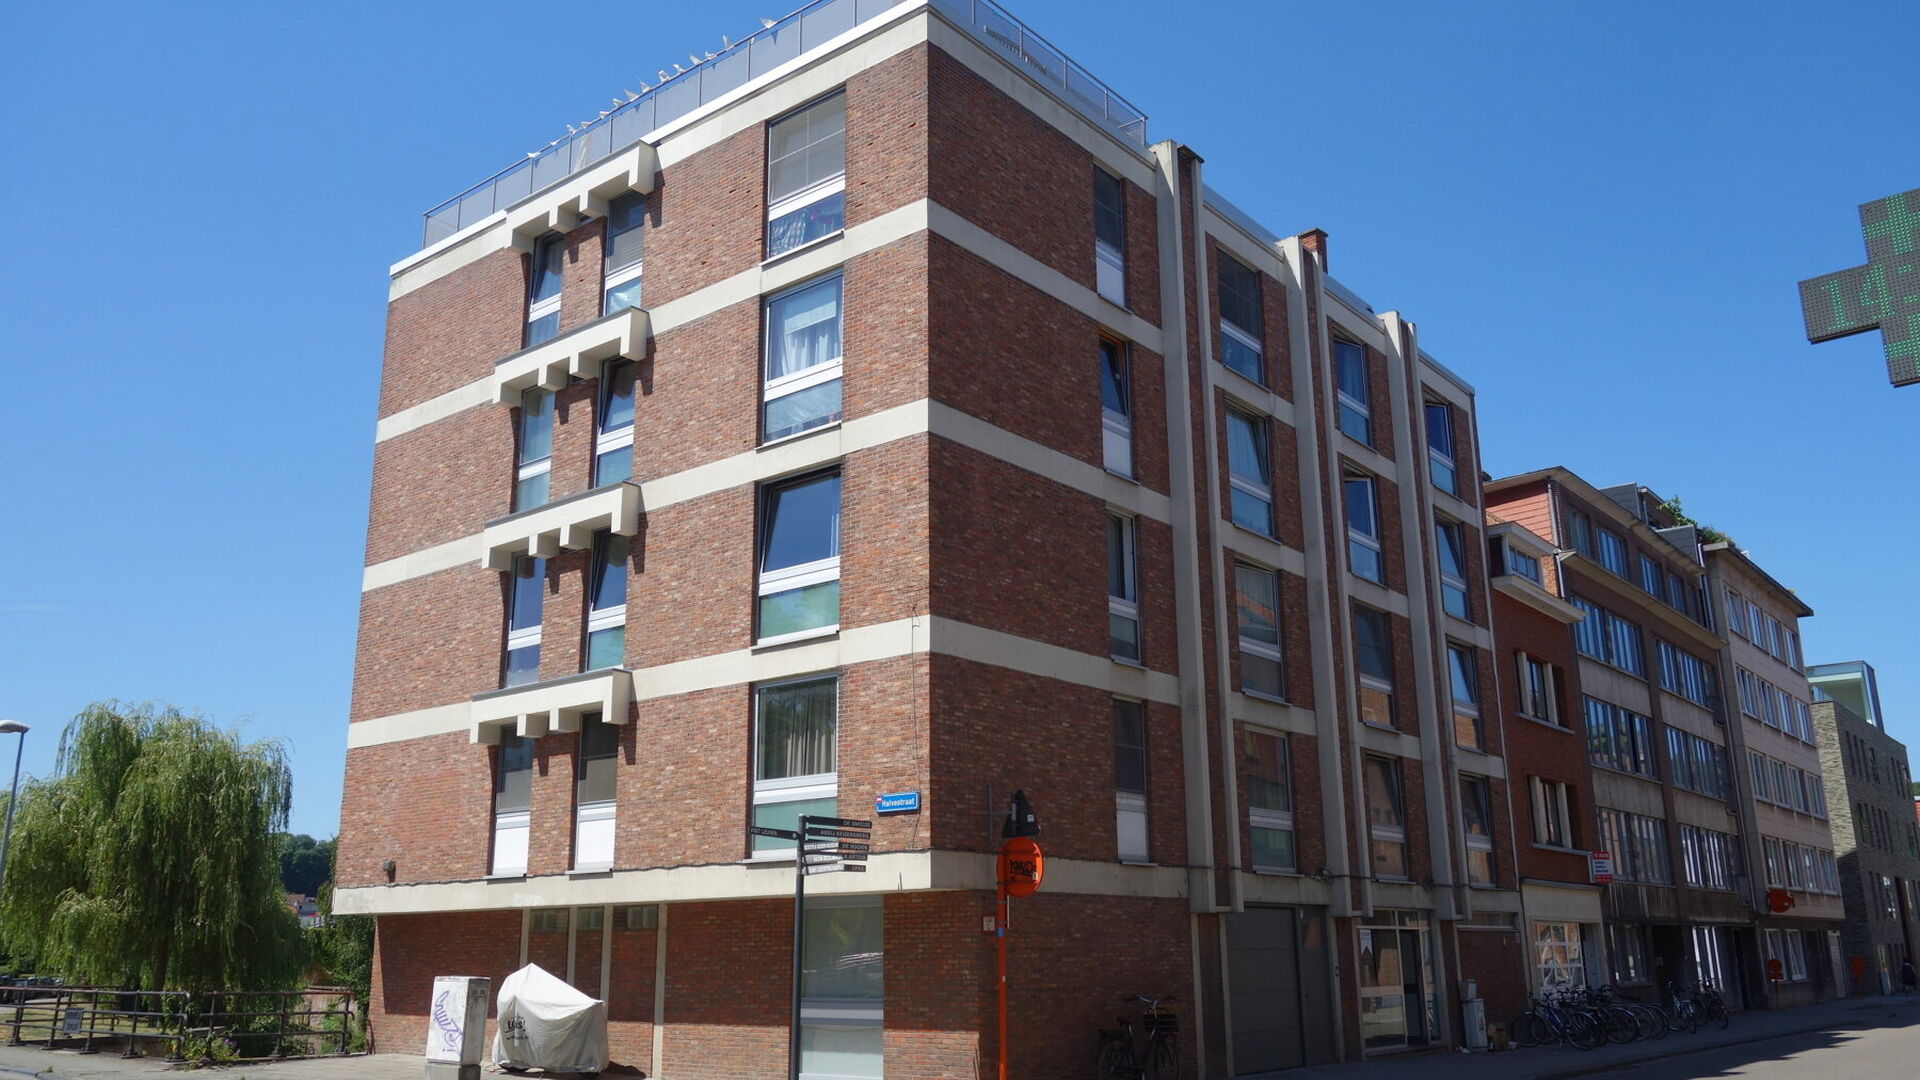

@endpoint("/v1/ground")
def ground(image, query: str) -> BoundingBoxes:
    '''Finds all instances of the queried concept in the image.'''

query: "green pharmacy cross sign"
[1799,187,1920,387]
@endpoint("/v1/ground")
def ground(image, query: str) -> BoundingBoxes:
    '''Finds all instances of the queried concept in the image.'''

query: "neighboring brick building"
[1482,516,1601,1006]
[1808,661,1920,993]
[337,1,1531,1075]
[1701,542,1844,1007]
[1484,472,1754,1007]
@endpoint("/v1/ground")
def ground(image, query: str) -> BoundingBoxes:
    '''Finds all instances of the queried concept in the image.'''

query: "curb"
[1528,1013,1887,1080]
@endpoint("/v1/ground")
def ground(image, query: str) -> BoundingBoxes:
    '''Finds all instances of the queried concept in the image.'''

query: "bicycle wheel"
[1095,1032,1134,1079]
[1706,1004,1729,1030]
[1604,1006,1638,1044]
[1509,1012,1543,1048]
[1147,1034,1178,1080]
[1565,1014,1604,1051]
[1634,1005,1667,1041]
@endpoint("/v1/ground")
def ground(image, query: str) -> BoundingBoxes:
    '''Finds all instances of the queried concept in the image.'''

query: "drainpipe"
[1151,139,1220,915]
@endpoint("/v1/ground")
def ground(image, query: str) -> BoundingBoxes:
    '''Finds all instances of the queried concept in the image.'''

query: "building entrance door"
[1357,911,1434,1053]
[1225,907,1333,1073]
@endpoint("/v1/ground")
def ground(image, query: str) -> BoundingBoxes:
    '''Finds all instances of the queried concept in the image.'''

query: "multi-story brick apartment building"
[1483,473,1753,1006]
[1481,515,1602,1004]
[1808,661,1920,993]
[1700,542,1844,1006]
[332,0,1540,1074]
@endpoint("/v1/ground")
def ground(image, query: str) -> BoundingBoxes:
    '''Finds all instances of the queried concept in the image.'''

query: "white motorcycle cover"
[491,963,610,1073]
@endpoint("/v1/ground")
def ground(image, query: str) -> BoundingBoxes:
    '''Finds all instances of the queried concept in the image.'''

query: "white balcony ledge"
[493,307,649,405]
[471,668,632,744]
[1493,573,1588,624]
[481,481,641,571]
[505,144,657,250]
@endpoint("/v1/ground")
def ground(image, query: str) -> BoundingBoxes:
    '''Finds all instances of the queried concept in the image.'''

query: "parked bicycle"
[1511,981,1729,1052]
[1095,994,1178,1080]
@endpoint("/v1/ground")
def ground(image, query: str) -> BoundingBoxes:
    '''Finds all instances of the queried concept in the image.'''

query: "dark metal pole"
[0,725,29,892]
[790,816,808,1080]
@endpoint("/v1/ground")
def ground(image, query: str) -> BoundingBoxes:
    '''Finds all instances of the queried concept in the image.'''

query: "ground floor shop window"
[1534,921,1585,989]
[1764,928,1809,982]
[801,895,882,1079]
[1607,923,1651,986]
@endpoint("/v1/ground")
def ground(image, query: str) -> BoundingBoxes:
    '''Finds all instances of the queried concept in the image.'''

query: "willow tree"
[0,702,303,990]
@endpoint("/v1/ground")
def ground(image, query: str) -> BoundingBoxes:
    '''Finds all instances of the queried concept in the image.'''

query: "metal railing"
[420,0,1148,248]
[2,985,358,1061]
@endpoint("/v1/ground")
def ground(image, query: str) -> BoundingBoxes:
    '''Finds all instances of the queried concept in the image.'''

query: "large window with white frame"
[1763,929,1808,982]
[1107,512,1140,663]
[751,676,838,855]
[525,234,565,346]
[603,192,645,315]
[1725,588,1749,638]
[491,733,533,876]
[1435,518,1469,619]
[1595,528,1629,578]
[1113,699,1149,862]
[573,712,619,870]
[1597,807,1671,884]
[1424,401,1457,495]
[757,471,841,643]
[1637,553,1662,597]
[1100,338,1132,476]
[1094,168,1126,305]
[1234,563,1284,699]
[1516,653,1562,726]
[584,532,628,671]
[1491,535,1543,584]
[1217,254,1263,382]
[1334,339,1372,445]
[1246,730,1294,871]
[1530,776,1574,848]
[1364,755,1408,880]
[1461,775,1497,885]
[1679,824,1737,891]
[1666,728,1728,799]
[763,274,843,442]
[1225,409,1274,535]
[1569,597,1643,676]
[515,388,554,510]
[594,360,637,485]
[1352,604,1395,728]
[1344,474,1384,583]
[1448,643,1483,749]
[504,555,545,687]
[766,92,846,257]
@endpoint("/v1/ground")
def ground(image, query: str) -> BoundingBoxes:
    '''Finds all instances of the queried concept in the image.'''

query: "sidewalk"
[1275,993,1920,1080]
[0,1049,616,1080]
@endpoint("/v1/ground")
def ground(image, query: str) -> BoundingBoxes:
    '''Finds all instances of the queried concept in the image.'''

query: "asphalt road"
[1586,1003,1918,1078]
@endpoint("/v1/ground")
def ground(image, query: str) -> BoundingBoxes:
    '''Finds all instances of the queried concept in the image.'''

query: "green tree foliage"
[1657,497,1733,546]
[277,833,334,898]
[310,881,373,1033]
[0,702,304,990]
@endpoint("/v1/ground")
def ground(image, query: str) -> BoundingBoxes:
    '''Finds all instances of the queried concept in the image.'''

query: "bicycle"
[1663,981,1702,1033]
[1692,979,1730,1029]
[1509,989,1603,1051]
[1095,994,1178,1080]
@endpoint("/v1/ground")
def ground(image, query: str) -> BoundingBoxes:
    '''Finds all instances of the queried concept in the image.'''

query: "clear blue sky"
[3,1,1916,837]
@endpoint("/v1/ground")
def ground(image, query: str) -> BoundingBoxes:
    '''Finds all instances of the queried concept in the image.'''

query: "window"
[1094,168,1126,304]
[1530,777,1574,848]
[1595,529,1628,578]
[529,908,569,935]
[1608,924,1652,985]
[1114,699,1149,862]
[1584,698,1656,778]
[1749,751,1772,803]
[603,191,644,315]
[1448,644,1483,749]
[1235,564,1284,699]
[1534,922,1585,990]
[1352,605,1395,728]
[515,388,554,510]
[1460,776,1496,885]
[1786,629,1803,670]
[1736,668,1761,718]
[1107,513,1140,663]
[504,555,545,687]
[1655,641,1715,706]
[766,92,846,256]
[1425,402,1457,494]
[1764,930,1808,982]
[1364,756,1407,880]
[1516,653,1560,726]
[1666,728,1728,799]
[1663,569,1689,615]
[1637,554,1662,596]
[1344,474,1384,583]
[763,274,844,441]
[757,472,841,642]
[1100,338,1132,476]
[1748,600,1770,652]
[1566,508,1594,558]
[574,713,619,869]
[1334,339,1372,444]
[1598,807,1671,884]
[618,904,659,931]
[1726,588,1749,638]
[491,734,533,876]
[1569,597,1643,676]
[1217,255,1263,382]
[751,676,837,854]
[525,234,564,346]
[1435,519,1469,619]
[1492,536,1543,584]
[1764,615,1785,659]
[584,533,628,671]
[798,895,883,1078]
[594,360,637,484]
[1246,731,1294,871]
[1226,410,1274,535]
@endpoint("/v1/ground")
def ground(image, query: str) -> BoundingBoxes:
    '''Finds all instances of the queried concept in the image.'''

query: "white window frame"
[1531,776,1572,848]
[1435,518,1469,620]
[750,675,839,860]
[492,734,534,878]
[505,555,544,688]
[1226,409,1274,536]
[1726,588,1749,638]
[756,472,841,647]
[1516,652,1560,726]
[1094,168,1126,305]
[1107,512,1140,664]
[1344,474,1384,583]
[584,532,627,672]
[515,388,553,511]
[1246,730,1294,871]
[1333,339,1372,445]
[762,274,844,444]
[765,92,847,258]
[593,360,636,485]
[1235,563,1285,700]
[525,233,565,346]
[1220,318,1263,373]
[1100,338,1132,477]
[1113,698,1150,863]
[1461,775,1497,885]
[1424,400,1457,494]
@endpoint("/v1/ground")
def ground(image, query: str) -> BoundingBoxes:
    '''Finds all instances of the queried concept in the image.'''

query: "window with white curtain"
[763,274,844,442]
[1226,409,1273,535]
[766,93,846,257]
[603,192,645,315]
[752,676,838,855]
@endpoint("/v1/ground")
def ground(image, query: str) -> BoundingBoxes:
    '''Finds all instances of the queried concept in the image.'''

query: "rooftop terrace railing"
[420,0,1147,249]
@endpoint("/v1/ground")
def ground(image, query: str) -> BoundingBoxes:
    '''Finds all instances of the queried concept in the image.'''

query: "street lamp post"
[0,720,29,893]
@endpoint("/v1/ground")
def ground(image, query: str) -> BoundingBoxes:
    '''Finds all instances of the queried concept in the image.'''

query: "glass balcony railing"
[420,0,1148,249]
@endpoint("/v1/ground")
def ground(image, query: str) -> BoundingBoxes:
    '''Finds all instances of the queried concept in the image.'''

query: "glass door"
[1358,927,1408,1051]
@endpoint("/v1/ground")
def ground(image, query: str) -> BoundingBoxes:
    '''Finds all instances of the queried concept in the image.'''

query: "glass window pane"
[1235,565,1279,646]
[1336,341,1369,403]
[1094,169,1125,250]
[757,678,837,781]
[1365,757,1403,827]
[1448,646,1478,705]
[1231,488,1273,535]
[1424,402,1453,457]
[764,378,843,441]
[600,361,638,434]
[752,796,837,852]
[801,898,882,1002]
[518,389,553,465]
[577,715,619,802]
[1113,700,1147,793]
[1099,340,1129,416]
[758,580,839,638]
[1344,477,1376,537]
[768,94,847,203]
[1353,606,1392,680]
[1220,331,1263,382]
[530,237,565,303]
[1226,411,1269,483]
[606,193,646,270]
[1252,826,1295,870]
[495,734,534,810]
[767,277,843,381]
[509,557,545,632]
[591,534,629,612]
[1218,256,1261,338]
[595,445,633,486]
[1108,516,1135,600]
[762,474,842,572]
[585,627,625,671]
[768,191,845,255]
[504,644,541,687]
[1247,732,1289,812]
[514,471,549,511]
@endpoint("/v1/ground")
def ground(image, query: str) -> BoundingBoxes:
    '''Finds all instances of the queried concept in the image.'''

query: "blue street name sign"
[875,791,921,815]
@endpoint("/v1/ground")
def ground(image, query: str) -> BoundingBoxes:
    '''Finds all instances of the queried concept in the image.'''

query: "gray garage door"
[1226,907,1333,1074]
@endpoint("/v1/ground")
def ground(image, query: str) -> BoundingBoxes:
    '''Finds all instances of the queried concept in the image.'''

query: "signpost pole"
[790,816,809,1080]
[996,875,1008,1080]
